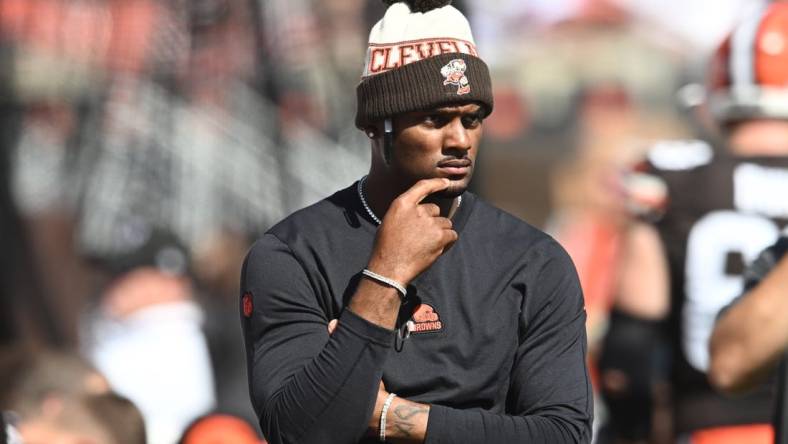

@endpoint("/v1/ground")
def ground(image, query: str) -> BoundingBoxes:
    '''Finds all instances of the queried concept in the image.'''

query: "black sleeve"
[240,234,395,444]
[424,240,593,443]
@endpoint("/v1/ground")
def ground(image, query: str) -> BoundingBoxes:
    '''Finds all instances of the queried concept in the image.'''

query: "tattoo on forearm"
[390,404,428,438]
[394,421,415,436]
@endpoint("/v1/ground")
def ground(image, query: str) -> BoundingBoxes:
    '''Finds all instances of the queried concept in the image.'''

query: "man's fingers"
[400,178,450,204]
[435,217,453,229]
[327,319,338,335]
[420,203,441,217]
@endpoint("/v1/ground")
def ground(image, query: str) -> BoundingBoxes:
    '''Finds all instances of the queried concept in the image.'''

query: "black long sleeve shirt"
[240,184,593,443]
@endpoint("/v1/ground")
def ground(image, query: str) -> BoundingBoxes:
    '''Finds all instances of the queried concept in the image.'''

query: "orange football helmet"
[708,1,788,123]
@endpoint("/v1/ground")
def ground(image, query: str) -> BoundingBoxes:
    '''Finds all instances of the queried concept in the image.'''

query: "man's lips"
[437,158,472,175]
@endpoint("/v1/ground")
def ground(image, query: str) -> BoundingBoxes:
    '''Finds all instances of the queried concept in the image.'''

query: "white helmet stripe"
[731,5,768,91]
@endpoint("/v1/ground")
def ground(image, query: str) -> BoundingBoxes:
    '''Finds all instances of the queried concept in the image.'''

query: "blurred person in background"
[0,0,72,350]
[80,393,147,444]
[14,393,146,444]
[82,229,216,444]
[597,2,788,443]
[0,346,145,444]
[483,2,694,440]
[241,0,592,443]
[0,347,110,408]
[469,0,691,356]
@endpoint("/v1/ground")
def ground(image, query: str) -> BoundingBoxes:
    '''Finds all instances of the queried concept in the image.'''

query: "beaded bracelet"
[379,392,397,442]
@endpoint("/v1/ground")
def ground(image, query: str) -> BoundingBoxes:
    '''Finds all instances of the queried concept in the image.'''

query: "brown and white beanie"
[355,0,494,129]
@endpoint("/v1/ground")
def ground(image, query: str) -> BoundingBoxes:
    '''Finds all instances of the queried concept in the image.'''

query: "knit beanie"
[355,0,494,129]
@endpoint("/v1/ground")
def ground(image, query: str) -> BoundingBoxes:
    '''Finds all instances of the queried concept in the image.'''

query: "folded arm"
[377,240,593,444]
[242,235,395,444]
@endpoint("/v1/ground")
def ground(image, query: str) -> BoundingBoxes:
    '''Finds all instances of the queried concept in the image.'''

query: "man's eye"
[424,115,442,126]
[462,116,481,128]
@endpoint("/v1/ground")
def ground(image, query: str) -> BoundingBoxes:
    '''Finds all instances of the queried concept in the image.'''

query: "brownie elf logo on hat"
[441,59,470,95]
[355,0,494,129]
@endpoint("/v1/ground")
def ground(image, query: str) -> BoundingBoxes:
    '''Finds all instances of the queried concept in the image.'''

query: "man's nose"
[443,117,471,152]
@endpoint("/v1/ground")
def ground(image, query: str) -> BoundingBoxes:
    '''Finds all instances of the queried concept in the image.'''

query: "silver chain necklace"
[358,175,382,224]
[357,175,460,225]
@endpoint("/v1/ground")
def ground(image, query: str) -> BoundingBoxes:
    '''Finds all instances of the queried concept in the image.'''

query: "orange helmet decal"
[755,4,788,86]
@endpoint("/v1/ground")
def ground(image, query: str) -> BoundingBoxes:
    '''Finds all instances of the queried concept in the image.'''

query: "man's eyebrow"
[428,106,484,115]
[467,107,486,118]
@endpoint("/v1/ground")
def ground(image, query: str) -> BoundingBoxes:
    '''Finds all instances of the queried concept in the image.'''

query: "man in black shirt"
[240,1,593,443]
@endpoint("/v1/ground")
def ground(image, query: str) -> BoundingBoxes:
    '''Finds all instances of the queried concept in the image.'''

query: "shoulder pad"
[646,139,714,171]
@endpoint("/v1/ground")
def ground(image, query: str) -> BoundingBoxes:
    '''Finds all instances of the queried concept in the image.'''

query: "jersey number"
[683,210,779,372]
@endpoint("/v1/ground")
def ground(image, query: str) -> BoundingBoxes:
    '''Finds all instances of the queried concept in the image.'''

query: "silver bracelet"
[379,392,397,442]
[362,269,407,300]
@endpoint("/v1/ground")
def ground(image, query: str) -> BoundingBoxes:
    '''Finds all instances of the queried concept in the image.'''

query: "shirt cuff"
[338,308,395,347]
[424,403,448,444]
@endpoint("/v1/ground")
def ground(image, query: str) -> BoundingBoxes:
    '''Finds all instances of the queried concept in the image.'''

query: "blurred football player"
[598,3,788,443]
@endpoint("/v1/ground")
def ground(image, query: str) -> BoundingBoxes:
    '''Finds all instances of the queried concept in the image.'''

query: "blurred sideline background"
[0,0,767,443]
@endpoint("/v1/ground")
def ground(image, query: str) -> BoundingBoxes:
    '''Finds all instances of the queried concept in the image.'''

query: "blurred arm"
[597,221,670,442]
[615,221,670,320]
[709,253,788,394]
